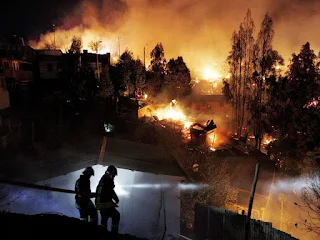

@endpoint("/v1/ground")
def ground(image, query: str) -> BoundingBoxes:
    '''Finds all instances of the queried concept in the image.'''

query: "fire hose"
[0,178,96,197]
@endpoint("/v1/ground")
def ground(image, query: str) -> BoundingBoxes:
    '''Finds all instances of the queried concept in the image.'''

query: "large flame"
[154,100,187,122]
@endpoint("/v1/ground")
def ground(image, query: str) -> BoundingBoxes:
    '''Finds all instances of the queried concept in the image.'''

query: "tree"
[69,36,82,54]
[294,162,320,236]
[165,56,191,99]
[89,40,102,54]
[135,59,146,96]
[73,65,96,100]
[116,49,136,96]
[98,69,114,100]
[267,43,320,168]
[89,40,103,81]
[248,13,284,149]
[149,42,166,74]
[147,43,166,96]
[223,9,255,138]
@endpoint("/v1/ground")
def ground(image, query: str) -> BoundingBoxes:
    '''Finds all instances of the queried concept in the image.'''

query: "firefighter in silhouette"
[75,166,98,224]
[95,165,120,236]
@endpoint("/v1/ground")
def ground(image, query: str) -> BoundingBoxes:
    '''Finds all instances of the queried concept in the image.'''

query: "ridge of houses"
[0,35,111,112]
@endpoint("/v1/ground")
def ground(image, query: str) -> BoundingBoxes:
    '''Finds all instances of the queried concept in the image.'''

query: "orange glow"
[206,131,216,151]
[155,100,187,122]
[203,67,221,80]
[262,135,276,145]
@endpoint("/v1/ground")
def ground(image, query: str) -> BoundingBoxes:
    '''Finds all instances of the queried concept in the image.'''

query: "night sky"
[0,0,82,40]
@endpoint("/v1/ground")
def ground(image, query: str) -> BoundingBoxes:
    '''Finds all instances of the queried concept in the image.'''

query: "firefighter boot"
[111,225,119,239]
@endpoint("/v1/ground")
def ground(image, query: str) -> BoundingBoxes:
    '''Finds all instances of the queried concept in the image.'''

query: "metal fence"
[194,204,298,240]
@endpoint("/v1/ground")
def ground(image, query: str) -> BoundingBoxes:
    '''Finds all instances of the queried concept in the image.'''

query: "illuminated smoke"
[118,183,209,190]
[29,0,320,72]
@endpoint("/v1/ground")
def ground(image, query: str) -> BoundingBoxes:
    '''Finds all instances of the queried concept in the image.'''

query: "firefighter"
[95,165,120,236]
[75,166,98,224]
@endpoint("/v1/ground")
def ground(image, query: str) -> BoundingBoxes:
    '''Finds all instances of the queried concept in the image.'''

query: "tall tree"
[165,56,191,99]
[116,49,136,96]
[267,43,320,166]
[99,69,114,100]
[147,43,166,96]
[249,13,284,149]
[89,40,103,80]
[149,42,166,74]
[69,36,82,54]
[135,59,146,96]
[223,9,255,138]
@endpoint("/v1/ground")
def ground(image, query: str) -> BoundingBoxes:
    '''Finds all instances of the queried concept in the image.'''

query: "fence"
[194,204,298,240]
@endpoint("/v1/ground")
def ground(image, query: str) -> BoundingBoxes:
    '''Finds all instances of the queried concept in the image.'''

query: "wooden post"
[31,121,35,148]
[244,163,260,240]
[98,136,107,165]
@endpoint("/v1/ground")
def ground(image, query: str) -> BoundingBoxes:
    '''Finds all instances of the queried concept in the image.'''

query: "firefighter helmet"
[83,166,94,176]
[107,165,118,176]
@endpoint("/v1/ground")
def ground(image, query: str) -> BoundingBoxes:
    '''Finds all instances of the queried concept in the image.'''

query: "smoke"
[118,183,209,190]
[29,0,320,72]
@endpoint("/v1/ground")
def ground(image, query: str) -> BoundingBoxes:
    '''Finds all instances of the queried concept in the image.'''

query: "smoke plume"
[30,0,320,73]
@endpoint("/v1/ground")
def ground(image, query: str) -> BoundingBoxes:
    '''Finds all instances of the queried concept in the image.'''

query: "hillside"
[0,211,147,240]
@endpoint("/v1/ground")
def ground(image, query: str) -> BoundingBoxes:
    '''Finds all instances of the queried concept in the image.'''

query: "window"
[47,63,53,72]
[4,61,9,69]
[13,62,19,71]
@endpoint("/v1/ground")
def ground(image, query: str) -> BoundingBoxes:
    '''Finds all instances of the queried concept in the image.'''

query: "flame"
[203,67,221,80]
[207,132,216,151]
[262,135,276,145]
[155,100,187,122]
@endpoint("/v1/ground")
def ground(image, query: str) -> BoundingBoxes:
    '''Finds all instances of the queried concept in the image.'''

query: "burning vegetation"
[138,99,226,152]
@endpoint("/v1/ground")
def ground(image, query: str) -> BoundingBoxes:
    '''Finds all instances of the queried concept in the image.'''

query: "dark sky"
[0,0,82,40]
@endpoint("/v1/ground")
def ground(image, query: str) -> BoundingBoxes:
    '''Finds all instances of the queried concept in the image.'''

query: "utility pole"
[143,44,148,70]
[118,37,120,57]
[96,40,102,81]
[244,163,260,240]
[52,24,56,49]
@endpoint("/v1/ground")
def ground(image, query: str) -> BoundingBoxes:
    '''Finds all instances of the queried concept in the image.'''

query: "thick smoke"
[30,0,320,72]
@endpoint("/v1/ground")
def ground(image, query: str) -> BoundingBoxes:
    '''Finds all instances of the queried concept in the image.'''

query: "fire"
[262,135,276,145]
[203,67,221,81]
[207,132,216,151]
[155,100,187,122]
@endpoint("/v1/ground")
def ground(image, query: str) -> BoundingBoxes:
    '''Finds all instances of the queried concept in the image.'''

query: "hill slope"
[0,211,147,240]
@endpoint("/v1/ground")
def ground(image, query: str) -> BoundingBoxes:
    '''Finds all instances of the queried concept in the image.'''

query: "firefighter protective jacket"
[95,172,119,209]
[75,175,92,200]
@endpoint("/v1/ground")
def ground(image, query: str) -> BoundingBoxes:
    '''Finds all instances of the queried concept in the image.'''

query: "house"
[34,49,64,80]
[224,153,275,221]
[0,35,35,106]
[81,50,110,79]
[186,94,232,131]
